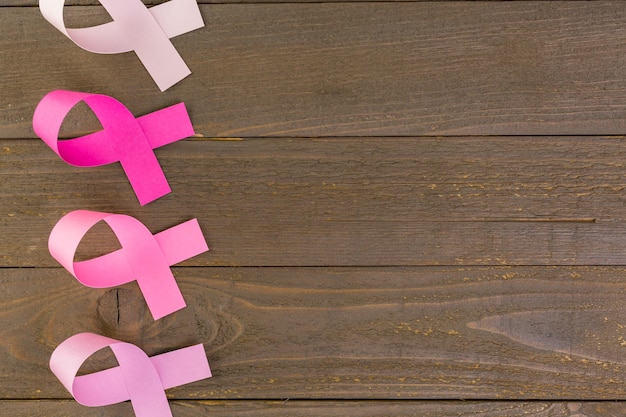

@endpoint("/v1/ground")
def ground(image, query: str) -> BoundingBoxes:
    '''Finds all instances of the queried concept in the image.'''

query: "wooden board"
[2,400,623,417]
[4,0,626,415]
[3,266,626,400]
[5,3,626,138]
[3,137,626,267]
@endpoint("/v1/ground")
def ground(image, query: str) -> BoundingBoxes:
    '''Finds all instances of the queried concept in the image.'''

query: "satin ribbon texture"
[33,90,195,206]
[49,210,209,320]
[50,332,211,417]
[39,0,205,91]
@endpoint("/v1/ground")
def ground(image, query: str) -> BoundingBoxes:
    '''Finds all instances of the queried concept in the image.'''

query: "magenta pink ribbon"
[50,332,211,417]
[49,210,209,320]
[33,90,195,206]
[39,0,205,91]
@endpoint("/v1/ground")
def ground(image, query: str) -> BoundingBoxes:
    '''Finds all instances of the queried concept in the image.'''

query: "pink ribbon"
[49,210,209,320]
[50,332,211,417]
[33,90,195,206]
[39,0,205,91]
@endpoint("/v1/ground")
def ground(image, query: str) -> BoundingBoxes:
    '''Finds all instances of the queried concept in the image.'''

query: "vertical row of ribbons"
[34,1,211,416]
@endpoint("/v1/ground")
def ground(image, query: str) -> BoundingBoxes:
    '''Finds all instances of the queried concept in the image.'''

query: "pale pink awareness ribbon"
[49,210,209,320]
[39,0,205,91]
[33,90,194,206]
[50,332,211,417]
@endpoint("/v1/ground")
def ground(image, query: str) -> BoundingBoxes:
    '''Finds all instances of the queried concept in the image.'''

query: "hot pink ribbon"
[49,210,209,320]
[39,0,205,91]
[33,90,195,206]
[50,332,211,417]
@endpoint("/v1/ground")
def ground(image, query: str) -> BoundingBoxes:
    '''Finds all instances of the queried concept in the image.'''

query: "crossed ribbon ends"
[39,0,205,90]
[49,210,209,320]
[50,332,212,417]
[33,90,195,206]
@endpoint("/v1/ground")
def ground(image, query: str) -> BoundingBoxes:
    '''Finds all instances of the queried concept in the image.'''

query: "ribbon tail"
[151,344,212,389]
[154,219,209,266]
[149,0,205,38]
[138,103,195,149]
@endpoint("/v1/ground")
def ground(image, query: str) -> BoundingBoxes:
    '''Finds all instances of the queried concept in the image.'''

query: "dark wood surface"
[5,400,626,417]
[6,400,626,417]
[5,3,626,138]
[5,136,626,268]
[3,1,626,416]
[4,266,626,400]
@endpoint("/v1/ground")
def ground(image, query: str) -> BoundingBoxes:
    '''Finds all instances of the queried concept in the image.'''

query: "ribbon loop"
[33,90,195,205]
[39,0,205,91]
[49,210,209,320]
[50,332,212,417]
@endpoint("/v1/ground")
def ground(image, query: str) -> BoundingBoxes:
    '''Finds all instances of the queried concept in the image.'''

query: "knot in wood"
[96,288,154,338]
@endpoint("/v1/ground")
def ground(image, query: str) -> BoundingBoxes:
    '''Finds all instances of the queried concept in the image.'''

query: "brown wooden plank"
[0,1,165,4]
[0,1,562,8]
[0,0,403,4]
[2,400,623,417]
[4,266,626,400]
[4,3,626,138]
[3,137,626,267]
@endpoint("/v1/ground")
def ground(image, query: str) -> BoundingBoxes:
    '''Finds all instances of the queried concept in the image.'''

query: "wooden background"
[2,1,626,416]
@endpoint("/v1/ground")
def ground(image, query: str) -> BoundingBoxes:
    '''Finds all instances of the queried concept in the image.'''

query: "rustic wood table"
[3,1,626,416]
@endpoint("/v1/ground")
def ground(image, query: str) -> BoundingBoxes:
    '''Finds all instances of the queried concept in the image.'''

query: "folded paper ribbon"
[39,0,205,91]
[33,90,195,206]
[49,210,209,320]
[50,332,211,417]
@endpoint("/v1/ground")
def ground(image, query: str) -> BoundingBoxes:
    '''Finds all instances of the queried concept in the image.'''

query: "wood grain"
[3,266,626,400]
[4,0,626,412]
[1,0,399,4]
[2,400,623,417]
[3,137,626,267]
[5,3,626,138]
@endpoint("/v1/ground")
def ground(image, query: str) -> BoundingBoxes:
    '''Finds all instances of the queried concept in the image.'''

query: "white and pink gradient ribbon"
[39,0,205,91]
[48,210,209,320]
[33,90,195,206]
[50,332,211,417]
